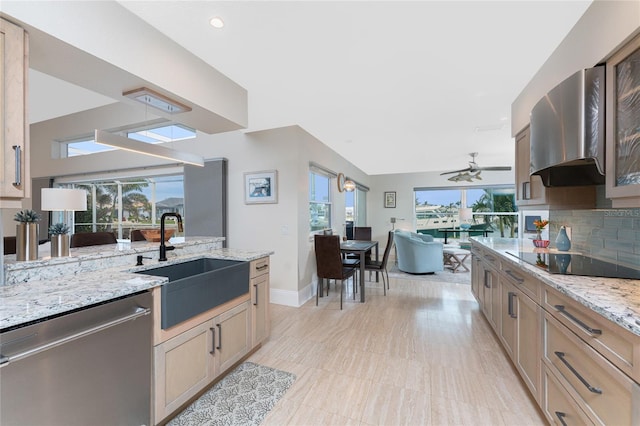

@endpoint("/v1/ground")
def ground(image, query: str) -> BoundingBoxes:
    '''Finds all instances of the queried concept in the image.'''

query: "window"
[414,186,517,238]
[57,173,185,239]
[60,123,196,158]
[309,171,331,232]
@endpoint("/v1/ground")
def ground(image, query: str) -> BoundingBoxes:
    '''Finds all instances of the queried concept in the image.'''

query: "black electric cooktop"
[506,251,640,280]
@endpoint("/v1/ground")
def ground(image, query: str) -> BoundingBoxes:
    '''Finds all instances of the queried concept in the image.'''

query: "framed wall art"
[244,170,278,204]
[384,191,396,208]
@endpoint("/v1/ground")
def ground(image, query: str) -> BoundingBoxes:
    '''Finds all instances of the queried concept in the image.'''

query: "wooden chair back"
[70,231,117,248]
[353,226,372,241]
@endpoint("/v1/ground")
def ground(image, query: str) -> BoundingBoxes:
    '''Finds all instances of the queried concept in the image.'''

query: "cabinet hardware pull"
[209,327,216,354]
[253,284,258,306]
[555,411,568,426]
[216,323,222,350]
[483,270,491,288]
[256,264,268,271]
[508,292,517,318]
[554,305,602,335]
[554,351,602,394]
[505,270,525,284]
[12,145,21,187]
[522,182,530,200]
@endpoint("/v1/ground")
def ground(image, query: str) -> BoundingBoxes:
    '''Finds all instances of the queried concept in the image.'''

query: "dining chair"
[349,226,373,279]
[364,231,394,295]
[3,236,17,255]
[130,229,146,241]
[70,231,117,248]
[314,234,359,309]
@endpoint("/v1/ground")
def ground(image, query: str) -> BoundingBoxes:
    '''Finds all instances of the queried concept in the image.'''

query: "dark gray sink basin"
[136,258,249,329]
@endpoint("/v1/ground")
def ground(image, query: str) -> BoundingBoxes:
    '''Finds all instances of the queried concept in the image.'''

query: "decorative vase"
[16,223,39,261]
[555,226,571,251]
[51,234,70,257]
[536,230,542,240]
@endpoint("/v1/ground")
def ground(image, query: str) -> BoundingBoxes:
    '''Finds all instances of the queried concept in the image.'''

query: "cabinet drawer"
[250,257,270,279]
[500,264,540,302]
[481,250,499,270]
[544,287,640,382]
[543,365,594,426]
[544,312,639,425]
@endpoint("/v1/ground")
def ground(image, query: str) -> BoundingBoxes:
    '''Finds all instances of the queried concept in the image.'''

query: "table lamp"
[41,188,87,256]
[459,208,473,230]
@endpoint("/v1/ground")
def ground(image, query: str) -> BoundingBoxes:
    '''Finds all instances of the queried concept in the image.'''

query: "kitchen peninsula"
[1,237,272,329]
[471,237,640,425]
[1,237,273,425]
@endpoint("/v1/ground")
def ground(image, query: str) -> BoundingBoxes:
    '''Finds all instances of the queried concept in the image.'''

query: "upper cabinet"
[0,18,29,208]
[606,33,640,208]
[515,126,595,209]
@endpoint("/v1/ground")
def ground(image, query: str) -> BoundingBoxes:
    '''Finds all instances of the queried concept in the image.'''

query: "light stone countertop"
[471,237,640,337]
[1,237,273,330]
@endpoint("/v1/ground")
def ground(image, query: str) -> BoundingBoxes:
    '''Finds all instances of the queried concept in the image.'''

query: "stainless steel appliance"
[507,251,640,280]
[530,66,605,187]
[0,291,152,426]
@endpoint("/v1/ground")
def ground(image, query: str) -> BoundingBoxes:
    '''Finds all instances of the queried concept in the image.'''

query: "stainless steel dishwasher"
[0,291,153,426]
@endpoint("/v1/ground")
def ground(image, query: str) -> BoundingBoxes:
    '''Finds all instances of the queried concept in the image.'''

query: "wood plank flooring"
[248,275,548,425]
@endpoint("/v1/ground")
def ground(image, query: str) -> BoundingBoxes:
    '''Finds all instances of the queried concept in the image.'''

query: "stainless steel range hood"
[530,66,605,187]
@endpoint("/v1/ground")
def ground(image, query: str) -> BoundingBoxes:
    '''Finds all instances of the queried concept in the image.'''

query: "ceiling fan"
[440,152,512,182]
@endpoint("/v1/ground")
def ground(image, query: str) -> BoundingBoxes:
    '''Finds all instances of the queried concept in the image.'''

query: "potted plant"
[49,222,71,257]
[14,209,40,261]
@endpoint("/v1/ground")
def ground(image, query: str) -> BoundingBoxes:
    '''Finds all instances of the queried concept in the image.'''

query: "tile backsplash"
[550,208,640,268]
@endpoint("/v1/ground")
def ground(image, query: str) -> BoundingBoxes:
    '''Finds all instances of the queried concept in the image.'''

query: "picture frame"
[384,191,396,208]
[244,170,278,204]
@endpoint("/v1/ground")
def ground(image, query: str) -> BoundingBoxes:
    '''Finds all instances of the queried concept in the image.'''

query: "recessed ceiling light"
[209,16,224,29]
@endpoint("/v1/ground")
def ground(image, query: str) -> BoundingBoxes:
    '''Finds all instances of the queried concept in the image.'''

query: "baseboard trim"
[270,282,314,307]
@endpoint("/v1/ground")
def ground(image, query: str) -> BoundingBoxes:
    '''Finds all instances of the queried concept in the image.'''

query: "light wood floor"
[248,274,548,425]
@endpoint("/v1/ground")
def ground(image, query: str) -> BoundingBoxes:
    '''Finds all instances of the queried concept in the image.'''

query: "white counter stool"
[443,247,471,273]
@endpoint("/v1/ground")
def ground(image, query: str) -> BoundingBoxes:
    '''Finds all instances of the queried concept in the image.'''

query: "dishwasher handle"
[1,306,150,366]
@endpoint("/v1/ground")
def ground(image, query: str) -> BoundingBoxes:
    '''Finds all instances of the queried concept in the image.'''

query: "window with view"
[414,186,517,239]
[309,171,331,232]
[57,174,185,239]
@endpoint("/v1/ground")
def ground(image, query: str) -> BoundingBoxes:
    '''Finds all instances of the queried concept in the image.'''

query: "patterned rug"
[387,260,472,285]
[168,362,296,426]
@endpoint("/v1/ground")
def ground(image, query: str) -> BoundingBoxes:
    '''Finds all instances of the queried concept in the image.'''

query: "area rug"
[168,362,296,426]
[387,261,472,285]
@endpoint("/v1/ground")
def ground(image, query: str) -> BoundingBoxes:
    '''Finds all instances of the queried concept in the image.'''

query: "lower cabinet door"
[252,273,270,346]
[543,365,594,425]
[154,321,215,422]
[499,278,517,360]
[515,287,542,402]
[214,300,251,373]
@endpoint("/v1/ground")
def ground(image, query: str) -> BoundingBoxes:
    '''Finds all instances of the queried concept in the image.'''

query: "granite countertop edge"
[471,237,640,337]
[1,243,274,331]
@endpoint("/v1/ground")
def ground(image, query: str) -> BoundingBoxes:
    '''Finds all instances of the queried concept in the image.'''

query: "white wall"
[512,0,640,135]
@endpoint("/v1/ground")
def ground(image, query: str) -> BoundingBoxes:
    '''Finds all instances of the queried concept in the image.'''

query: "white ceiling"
[29,1,592,176]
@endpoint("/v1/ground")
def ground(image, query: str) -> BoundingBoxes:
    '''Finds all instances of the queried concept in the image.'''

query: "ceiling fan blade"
[478,166,512,171]
[440,167,472,176]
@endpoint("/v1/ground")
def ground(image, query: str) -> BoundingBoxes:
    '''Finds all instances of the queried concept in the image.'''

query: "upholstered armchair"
[393,230,444,274]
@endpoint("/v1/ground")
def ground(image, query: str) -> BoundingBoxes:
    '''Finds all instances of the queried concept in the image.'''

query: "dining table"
[340,239,379,303]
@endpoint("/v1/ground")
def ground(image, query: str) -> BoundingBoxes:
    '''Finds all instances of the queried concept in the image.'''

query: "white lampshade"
[459,208,473,221]
[41,188,87,211]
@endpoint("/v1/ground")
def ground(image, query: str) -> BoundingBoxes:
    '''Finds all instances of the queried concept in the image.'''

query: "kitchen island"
[471,237,640,425]
[1,237,273,330]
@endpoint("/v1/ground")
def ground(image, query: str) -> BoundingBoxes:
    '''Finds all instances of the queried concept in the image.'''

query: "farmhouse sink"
[136,258,249,329]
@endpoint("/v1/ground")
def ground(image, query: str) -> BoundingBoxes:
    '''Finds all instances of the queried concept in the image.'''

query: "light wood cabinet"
[154,321,215,421]
[606,32,640,208]
[250,257,270,347]
[0,18,30,208]
[514,126,595,209]
[472,241,640,425]
[213,301,251,374]
[500,277,542,402]
[544,312,640,425]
